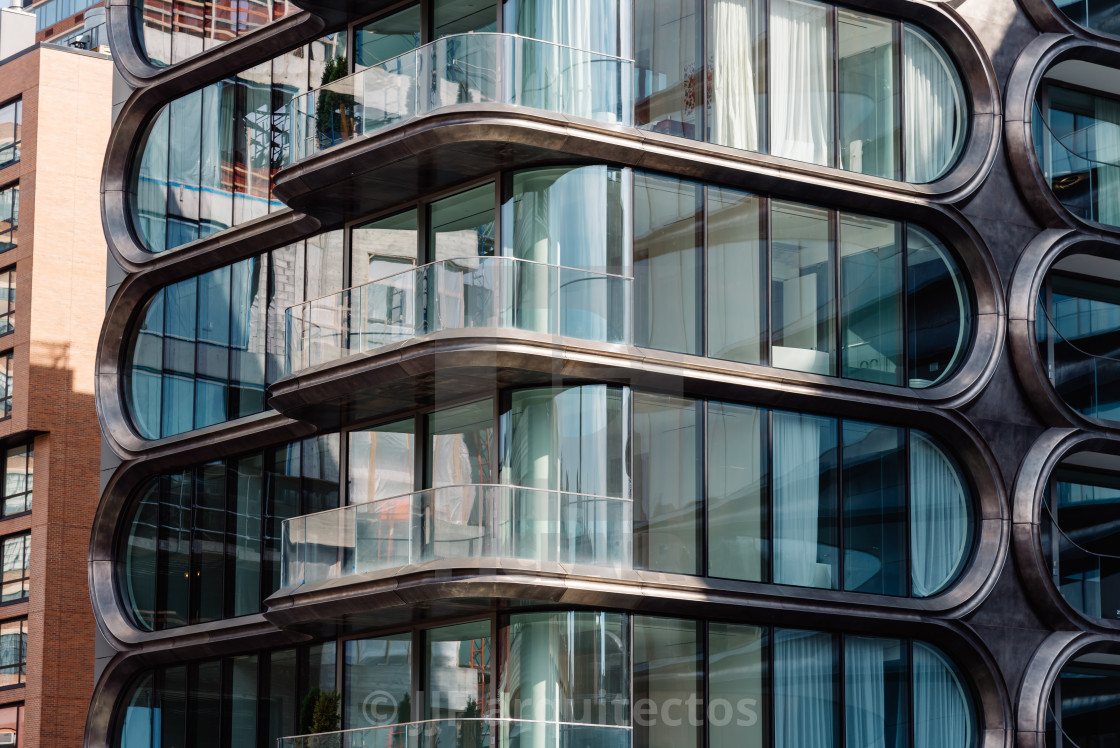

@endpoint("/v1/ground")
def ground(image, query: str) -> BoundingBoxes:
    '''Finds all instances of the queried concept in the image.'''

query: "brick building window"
[0,535,28,604]
[0,268,15,337]
[0,619,26,688]
[0,445,32,517]
[0,100,18,170]
[0,352,11,419]
[0,703,21,746]
[0,186,15,253]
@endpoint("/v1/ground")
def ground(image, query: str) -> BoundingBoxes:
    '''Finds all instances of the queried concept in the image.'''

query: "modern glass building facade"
[89,0,1120,746]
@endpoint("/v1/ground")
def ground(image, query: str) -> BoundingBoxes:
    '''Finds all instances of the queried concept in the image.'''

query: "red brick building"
[0,41,111,747]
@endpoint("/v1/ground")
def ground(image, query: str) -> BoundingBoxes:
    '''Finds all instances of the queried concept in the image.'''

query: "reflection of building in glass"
[92,0,1120,747]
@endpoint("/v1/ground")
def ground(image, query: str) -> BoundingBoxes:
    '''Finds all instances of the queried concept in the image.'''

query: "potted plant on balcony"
[300,687,342,748]
[316,55,355,149]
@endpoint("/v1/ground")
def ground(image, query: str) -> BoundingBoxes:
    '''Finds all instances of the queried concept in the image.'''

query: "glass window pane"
[427,400,494,487]
[903,26,965,183]
[302,433,341,515]
[502,386,628,498]
[430,184,496,261]
[909,432,971,598]
[634,173,701,355]
[230,256,268,417]
[845,636,907,748]
[633,392,702,575]
[838,11,898,178]
[505,166,627,274]
[633,617,702,748]
[265,443,301,594]
[772,411,838,589]
[425,620,491,733]
[706,187,764,363]
[166,90,203,244]
[433,0,497,36]
[773,629,838,747]
[356,4,421,68]
[232,453,263,616]
[345,633,412,728]
[126,481,160,630]
[840,214,902,385]
[770,0,834,166]
[351,209,419,286]
[709,623,769,748]
[906,226,969,387]
[194,462,227,624]
[306,230,346,300]
[191,660,222,748]
[227,655,259,747]
[267,648,298,743]
[912,643,975,748]
[706,0,765,151]
[707,401,766,582]
[161,666,188,748]
[502,611,628,726]
[842,422,906,595]
[771,201,834,375]
[160,472,192,628]
[350,418,415,504]
[634,0,701,139]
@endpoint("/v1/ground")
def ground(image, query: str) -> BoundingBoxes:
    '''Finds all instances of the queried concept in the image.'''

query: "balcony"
[281,485,632,587]
[279,719,630,748]
[284,256,630,374]
[285,32,633,165]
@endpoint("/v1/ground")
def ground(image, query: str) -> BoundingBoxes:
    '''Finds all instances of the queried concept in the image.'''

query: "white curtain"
[1093,95,1120,226]
[773,411,825,587]
[903,27,965,183]
[845,637,889,748]
[913,643,973,748]
[770,0,832,166]
[774,629,836,748]
[709,0,761,151]
[511,0,620,121]
[909,433,970,597]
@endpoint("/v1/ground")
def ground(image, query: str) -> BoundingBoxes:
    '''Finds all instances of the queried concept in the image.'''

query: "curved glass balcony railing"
[1035,297,1120,421]
[279,718,629,748]
[285,32,633,164]
[1033,102,1120,229]
[281,485,632,587]
[284,256,630,373]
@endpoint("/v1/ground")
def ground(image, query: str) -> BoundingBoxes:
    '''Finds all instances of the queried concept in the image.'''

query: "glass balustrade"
[281,485,633,587]
[279,719,629,748]
[285,32,633,163]
[1034,102,1120,229]
[284,256,631,374]
[1036,297,1120,421]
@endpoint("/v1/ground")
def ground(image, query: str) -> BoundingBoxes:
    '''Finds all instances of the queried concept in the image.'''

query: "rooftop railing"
[281,484,633,588]
[285,32,633,164]
[1033,102,1120,228]
[284,256,630,374]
